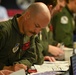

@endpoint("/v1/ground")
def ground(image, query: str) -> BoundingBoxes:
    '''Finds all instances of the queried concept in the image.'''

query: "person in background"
[0,2,51,74]
[0,0,8,21]
[57,0,66,7]
[35,0,64,62]
[51,0,66,17]
[51,0,76,48]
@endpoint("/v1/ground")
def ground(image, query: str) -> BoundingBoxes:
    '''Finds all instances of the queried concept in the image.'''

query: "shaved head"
[27,2,50,13]
[18,2,51,36]
[22,2,51,20]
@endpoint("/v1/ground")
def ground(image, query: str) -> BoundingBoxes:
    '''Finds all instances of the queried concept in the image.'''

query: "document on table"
[10,69,26,75]
[34,61,69,72]
[30,71,57,75]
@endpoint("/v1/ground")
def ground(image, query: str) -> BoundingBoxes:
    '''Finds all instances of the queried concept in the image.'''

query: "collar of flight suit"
[65,5,73,17]
[12,14,24,36]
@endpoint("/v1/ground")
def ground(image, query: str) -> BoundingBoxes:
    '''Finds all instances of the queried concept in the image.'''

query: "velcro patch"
[22,42,30,50]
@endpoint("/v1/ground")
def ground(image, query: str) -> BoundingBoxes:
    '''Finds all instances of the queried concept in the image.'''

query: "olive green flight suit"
[37,25,58,57]
[0,14,44,70]
[51,6,75,48]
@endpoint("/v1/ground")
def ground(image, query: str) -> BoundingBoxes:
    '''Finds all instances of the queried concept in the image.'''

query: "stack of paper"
[30,71,56,75]
[10,69,26,75]
[34,61,69,72]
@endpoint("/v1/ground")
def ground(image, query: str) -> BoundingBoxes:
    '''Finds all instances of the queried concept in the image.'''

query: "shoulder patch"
[61,16,68,24]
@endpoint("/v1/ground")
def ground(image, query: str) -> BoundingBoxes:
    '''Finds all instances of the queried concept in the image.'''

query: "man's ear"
[48,5,53,11]
[24,11,30,20]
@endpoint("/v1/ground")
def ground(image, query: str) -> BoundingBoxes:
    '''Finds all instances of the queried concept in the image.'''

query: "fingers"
[0,70,13,75]
[19,64,27,70]
[55,47,64,56]
[14,64,27,71]
[44,56,56,62]
[0,71,5,75]
[49,57,56,62]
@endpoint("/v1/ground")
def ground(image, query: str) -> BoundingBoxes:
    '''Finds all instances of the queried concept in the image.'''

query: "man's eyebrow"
[35,23,41,28]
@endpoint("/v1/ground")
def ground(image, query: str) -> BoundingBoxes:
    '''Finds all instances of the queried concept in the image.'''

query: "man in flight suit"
[0,2,51,74]
[35,0,64,61]
[51,0,76,48]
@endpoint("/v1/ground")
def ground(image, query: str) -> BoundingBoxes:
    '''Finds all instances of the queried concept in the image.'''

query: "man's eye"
[35,24,40,28]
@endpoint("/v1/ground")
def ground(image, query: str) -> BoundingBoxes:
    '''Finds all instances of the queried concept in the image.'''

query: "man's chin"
[27,32,36,37]
[26,33,33,37]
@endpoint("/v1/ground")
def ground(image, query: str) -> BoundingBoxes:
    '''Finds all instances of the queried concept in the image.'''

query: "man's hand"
[0,70,13,75]
[48,45,64,56]
[13,63,27,71]
[3,63,27,71]
[44,56,56,62]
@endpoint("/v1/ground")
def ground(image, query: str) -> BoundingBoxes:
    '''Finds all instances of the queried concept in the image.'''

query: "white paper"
[34,61,69,72]
[10,69,25,75]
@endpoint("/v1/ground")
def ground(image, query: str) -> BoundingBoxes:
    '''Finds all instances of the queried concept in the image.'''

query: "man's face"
[23,13,50,37]
[57,0,66,7]
[54,0,66,12]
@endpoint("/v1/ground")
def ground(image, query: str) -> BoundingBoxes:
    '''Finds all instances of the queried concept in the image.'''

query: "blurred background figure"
[35,0,64,61]
[16,0,35,10]
[51,0,66,16]
[51,0,76,48]
[1,0,35,18]
[57,0,66,7]
[0,0,8,21]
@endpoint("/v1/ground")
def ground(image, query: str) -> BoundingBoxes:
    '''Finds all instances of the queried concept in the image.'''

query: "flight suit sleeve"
[17,48,37,68]
[48,30,58,46]
[15,36,37,68]
[0,30,7,70]
[51,13,73,48]
[41,29,50,56]
[35,36,44,65]
[17,36,44,67]
[48,23,58,46]
[41,40,49,56]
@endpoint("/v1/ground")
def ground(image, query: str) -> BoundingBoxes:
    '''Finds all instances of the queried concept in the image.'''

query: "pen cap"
[60,42,64,50]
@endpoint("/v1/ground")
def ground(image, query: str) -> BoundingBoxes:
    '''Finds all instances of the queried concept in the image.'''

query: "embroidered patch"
[22,42,30,50]
[61,16,68,24]
[12,43,20,53]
